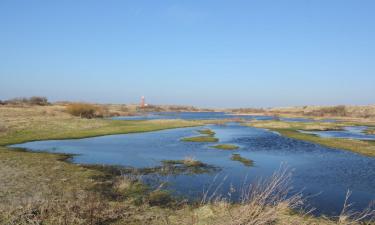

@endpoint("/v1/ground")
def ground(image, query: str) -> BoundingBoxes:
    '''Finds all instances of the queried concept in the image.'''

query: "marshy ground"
[0,104,374,224]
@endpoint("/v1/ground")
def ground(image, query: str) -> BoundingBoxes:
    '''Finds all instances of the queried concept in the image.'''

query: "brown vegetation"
[3,96,49,106]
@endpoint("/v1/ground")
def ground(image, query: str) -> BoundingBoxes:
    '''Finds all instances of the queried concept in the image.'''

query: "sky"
[0,0,374,108]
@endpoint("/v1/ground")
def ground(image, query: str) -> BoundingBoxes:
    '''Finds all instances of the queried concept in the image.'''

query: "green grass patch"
[198,129,216,136]
[231,154,254,167]
[181,136,219,142]
[211,144,239,150]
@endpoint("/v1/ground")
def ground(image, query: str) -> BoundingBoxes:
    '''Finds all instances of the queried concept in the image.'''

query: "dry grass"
[0,105,207,146]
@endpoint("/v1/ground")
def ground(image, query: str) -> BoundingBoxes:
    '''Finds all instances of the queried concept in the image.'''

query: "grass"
[160,157,218,175]
[182,128,219,142]
[181,136,219,142]
[0,105,211,146]
[247,120,375,157]
[231,153,254,167]
[211,144,239,150]
[162,157,206,167]
[198,129,216,136]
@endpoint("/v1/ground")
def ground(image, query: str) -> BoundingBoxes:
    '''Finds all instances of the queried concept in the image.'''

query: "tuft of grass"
[231,153,254,167]
[162,157,205,167]
[198,129,216,136]
[148,190,173,207]
[211,144,239,150]
[181,136,219,142]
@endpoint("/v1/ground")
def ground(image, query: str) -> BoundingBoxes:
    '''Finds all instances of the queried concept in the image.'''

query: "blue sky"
[0,0,374,108]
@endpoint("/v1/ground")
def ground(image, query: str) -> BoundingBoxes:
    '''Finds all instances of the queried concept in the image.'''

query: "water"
[299,126,375,140]
[10,123,375,216]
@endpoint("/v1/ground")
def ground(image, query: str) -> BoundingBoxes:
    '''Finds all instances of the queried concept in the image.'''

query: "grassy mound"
[162,158,206,167]
[181,136,219,142]
[198,129,216,136]
[231,153,254,167]
[211,144,239,150]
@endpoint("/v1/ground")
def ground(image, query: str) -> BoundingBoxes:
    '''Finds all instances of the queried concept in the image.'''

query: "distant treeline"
[0,96,49,106]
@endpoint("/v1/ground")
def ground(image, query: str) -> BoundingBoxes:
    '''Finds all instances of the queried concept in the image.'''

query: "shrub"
[66,103,99,119]
[29,96,49,105]
[4,96,49,106]
[305,105,347,117]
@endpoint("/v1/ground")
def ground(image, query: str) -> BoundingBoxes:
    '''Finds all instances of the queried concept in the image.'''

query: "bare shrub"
[305,105,347,117]
[4,96,49,106]
[65,103,101,119]
[29,96,49,106]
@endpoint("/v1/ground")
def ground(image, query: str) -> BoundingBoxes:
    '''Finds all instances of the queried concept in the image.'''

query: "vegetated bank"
[181,128,219,143]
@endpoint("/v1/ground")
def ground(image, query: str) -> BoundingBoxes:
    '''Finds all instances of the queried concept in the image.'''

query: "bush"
[305,105,347,117]
[29,96,49,105]
[4,96,49,106]
[66,103,100,119]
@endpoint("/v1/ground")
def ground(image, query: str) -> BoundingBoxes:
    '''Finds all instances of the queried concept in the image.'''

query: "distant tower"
[140,96,145,108]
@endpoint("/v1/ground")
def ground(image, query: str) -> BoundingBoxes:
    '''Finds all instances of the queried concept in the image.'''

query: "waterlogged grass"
[162,158,206,167]
[181,136,219,142]
[211,144,239,150]
[182,128,219,143]
[198,129,216,136]
[231,153,254,167]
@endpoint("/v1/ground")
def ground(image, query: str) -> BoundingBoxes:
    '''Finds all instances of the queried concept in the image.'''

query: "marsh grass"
[162,157,205,167]
[181,136,219,142]
[198,129,216,136]
[211,144,239,150]
[231,153,254,166]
